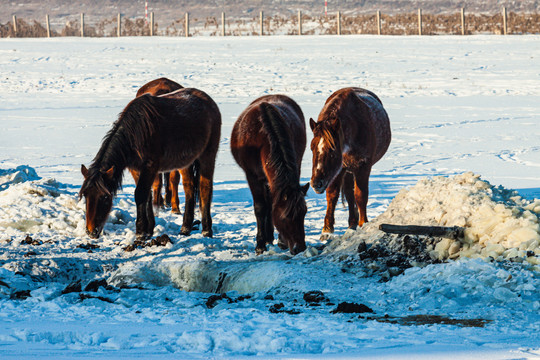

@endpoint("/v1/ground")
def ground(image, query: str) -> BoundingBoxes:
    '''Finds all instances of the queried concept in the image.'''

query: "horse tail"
[192,160,201,209]
[341,171,355,207]
[258,102,297,184]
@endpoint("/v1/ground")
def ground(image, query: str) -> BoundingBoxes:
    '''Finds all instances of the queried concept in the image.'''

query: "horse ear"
[81,165,89,179]
[309,118,317,131]
[330,117,341,131]
[101,166,115,180]
[301,182,310,196]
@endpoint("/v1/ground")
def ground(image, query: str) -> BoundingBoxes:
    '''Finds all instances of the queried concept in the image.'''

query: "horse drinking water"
[231,95,309,255]
[310,87,391,234]
[80,88,221,239]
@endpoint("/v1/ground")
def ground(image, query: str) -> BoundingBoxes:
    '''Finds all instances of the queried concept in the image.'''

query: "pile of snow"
[327,172,540,268]
[0,165,40,191]
[0,175,84,238]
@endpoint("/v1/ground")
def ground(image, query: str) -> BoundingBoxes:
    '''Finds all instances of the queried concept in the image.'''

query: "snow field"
[0,35,539,358]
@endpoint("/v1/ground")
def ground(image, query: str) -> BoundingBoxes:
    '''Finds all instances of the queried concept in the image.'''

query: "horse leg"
[343,171,359,229]
[179,167,196,235]
[151,174,163,210]
[354,165,372,227]
[246,173,272,254]
[169,170,181,214]
[145,190,155,235]
[263,183,274,246]
[323,169,345,234]
[164,171,172,207]
[199,160,215,238]
[134,169,157,239]
[129,169,140,184]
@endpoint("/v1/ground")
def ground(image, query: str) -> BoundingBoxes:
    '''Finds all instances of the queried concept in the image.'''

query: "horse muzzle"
[86,228,102,239]
[311,179,327,194]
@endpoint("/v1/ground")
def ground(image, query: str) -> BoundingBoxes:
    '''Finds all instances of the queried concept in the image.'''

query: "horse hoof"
[291,244,306,255]
[180,227,191,236]
[255,246,266,255]
[277,240,288,250]
[136,233,151,241]
[171,208,181,215]
[322,226,334,234]
[202,230,213,238]
[319,233,334,242]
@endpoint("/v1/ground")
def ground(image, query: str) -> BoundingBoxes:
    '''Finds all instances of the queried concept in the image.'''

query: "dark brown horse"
[310,87,391,234]
[231,95,309,255]
[132,78,184,213]
[80,88,221,239]
[136,77,183,98]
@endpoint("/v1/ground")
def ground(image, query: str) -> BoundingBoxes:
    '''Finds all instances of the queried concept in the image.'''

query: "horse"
[309,87,391,235]
[80,88,221,240]
[136,77,183,98]
[231,95,309,255]
[132,78,184,213]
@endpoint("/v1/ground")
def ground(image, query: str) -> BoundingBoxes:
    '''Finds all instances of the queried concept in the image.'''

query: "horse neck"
[90,127,131,191]
[264,161,300,204]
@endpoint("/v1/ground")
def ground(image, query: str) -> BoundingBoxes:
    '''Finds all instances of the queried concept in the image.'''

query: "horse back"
[231,95,306,177]
[324,87,391,166]
[136,77,183,97]
[131,88,221,172]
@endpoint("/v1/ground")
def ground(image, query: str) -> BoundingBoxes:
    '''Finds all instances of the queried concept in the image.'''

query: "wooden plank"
[117,13,121,37]
[46,14,51,38]
[418,9,422,35]
[379,224,465,239]
[222,12,226,36]
[461,8,466,35]
[298,10,302,35]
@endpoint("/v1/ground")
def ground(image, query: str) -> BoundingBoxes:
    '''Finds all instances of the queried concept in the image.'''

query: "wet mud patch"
[368,314,491,328]
[357,233,443,279]
[205,293,252,309]
[332,302,374,314]
[124,234,173,252]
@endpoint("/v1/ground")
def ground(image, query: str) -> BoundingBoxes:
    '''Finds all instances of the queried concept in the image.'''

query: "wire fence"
[1,8,539,38]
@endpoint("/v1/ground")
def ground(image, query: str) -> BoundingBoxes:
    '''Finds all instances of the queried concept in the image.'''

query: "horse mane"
[259,102,305,217]
[81,95,162,197]
[317,96,348,151]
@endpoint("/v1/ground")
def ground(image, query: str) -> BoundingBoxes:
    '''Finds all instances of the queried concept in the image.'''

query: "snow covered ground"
[0,35,539,359]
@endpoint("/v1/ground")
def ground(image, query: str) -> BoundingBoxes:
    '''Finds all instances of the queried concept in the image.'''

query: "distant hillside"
[2,0,539,25]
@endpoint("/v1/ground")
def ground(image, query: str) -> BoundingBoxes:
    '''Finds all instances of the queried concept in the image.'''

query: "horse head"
[309,117,343,194]
[79,165,115,239]
[272,183,310,255]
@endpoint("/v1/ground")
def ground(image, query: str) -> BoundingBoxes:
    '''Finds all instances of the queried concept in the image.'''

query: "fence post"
[298,10,302,35]
[46,14,51,38]
[260,11,264,35]
[150,11,154,36]
[221,12,225,36]
[81,13,85,37]
[117,13,121,37]
[461,8,465,35]
[418,9,422,35]
[337,11,341,35]
[502,7,507,35]
[185,12,189,37]
[377,10,381,35]
[12,15,17,34]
